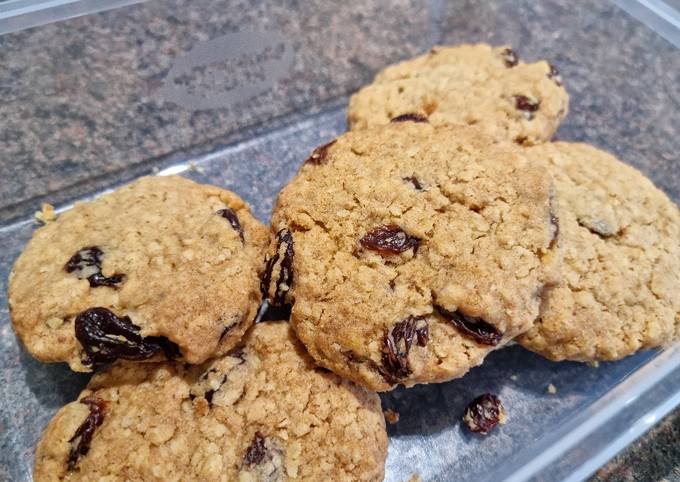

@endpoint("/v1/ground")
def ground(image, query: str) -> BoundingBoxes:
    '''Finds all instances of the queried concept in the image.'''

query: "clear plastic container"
[1,1,679,481]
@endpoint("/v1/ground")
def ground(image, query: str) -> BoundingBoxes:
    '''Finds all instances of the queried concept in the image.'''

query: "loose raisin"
[403,176,423,190]
[547,63,563,86]
[360,225,421,255]
[502,47,518,67]
[261,229,294,306]
[463,393,506,435]
[390,113,428,123]
[304,140,337,165]
[64,246,125,288]
[514,95,540,120]
[67,396,107,471]
[74,307,180,365]
[435,305,502,346]
[217,208,244,242]
[381,316,429,380]
[244,432,267,465]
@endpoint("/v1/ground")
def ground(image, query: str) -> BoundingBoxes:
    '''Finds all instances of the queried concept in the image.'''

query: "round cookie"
[264,122,559,391]
[9,175,269,372]
[348,43,569,145]
[518,143,680,361]
[34,322,388,482]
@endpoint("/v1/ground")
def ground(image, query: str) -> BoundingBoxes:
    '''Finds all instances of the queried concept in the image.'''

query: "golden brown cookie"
[34,322,387,482]
[518,143,680,360]
[264,122,559,391]
[348,43,569,145]
[9,175,268,371]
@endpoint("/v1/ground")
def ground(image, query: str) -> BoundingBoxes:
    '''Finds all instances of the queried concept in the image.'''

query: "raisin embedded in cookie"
[8,176,269,371]
[348,43,569,145]
[517,143,680,361]
[265,123,559,391]
[33,322,388,482]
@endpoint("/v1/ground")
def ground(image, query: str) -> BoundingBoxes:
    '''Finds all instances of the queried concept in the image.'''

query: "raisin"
[64,246,125,288]
[403,176,423,191]
[501,47,518,67]
[381,316,428,380]
[547,63,562,86]
[514,95,540,120]
[217,208,244,242]
[550,212,560,249]
[360,225,421,255]
[67,396,107,471]
[74,307,180,365]
[390,113,428,123]
[435,305,502,346]
[304,139,337,165]
[463,393,506,435]
[244,432,267,465]
[261,229,294,306]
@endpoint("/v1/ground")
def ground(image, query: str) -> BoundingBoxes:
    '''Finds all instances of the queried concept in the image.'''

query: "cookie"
[34,322,388,482]
[265,122,559,391]
[517,143,680,361]
[348,43,569,145]
[9,175,269,372]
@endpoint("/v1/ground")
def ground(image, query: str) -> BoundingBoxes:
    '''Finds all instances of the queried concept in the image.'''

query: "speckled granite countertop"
[0,0,678,480]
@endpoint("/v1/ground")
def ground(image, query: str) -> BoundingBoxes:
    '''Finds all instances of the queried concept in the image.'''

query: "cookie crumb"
[34,203,56,223]
[404,475,422,482]
[384,409,400,424]
[589,361,600,368]
[547,383,557,394]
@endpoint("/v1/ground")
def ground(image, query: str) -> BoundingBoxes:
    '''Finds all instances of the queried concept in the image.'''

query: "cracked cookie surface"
[267,122,558,391]
[518,143,680,361]
[34,322,387,482]
[348,43,569,145]
[9,175,269,371]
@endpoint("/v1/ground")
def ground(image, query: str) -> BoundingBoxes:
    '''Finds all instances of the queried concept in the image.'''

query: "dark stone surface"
[0,0,678,480]
[0,0,429,223]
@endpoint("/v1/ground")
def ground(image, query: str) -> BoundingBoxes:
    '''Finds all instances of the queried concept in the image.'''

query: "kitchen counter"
[0,1,678,480]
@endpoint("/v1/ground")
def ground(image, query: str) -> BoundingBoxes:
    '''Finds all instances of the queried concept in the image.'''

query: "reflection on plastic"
[161,31,294,110]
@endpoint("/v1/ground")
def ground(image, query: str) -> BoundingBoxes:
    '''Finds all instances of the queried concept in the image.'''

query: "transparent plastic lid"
[1,1,679,481]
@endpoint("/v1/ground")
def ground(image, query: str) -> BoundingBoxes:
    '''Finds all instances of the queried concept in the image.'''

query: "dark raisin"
[304,139,337,165]
[217,208,244,242]
[435,305,502,346]
[463,393,506,435]
[244,432,267,465]
[360,225,421,255]
[75,307,180,365]
[403,176,423,190]
[381,316,428,380]
[67,396,107,471]
[547,63,562,86]
[261,229,294,306]
[514,95,540,120]
[501,47,518,67]
[390,113,428,123]
[65,246,125,288]
[550,212,560,249]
